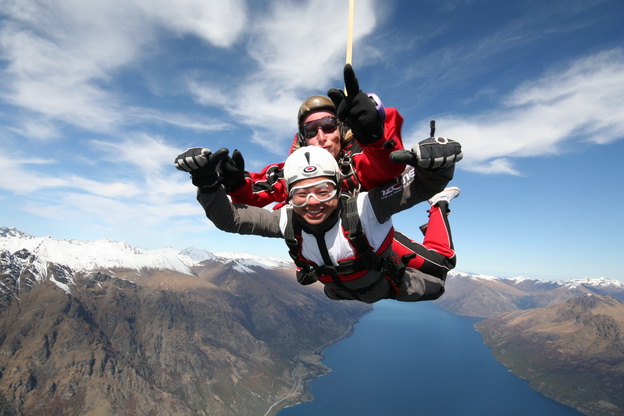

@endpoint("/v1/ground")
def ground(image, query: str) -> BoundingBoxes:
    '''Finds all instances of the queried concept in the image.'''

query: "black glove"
[174,147,229,191]
[390,137,463,171]
[217,149,246,192]
[327,64,384,144]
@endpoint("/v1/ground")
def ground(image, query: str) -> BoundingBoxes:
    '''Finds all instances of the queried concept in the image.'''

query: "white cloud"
[1,0,383,155]
[91,133,181,175]
[0,0,152,127]
[247,0,377,90]
[89,133,200,201]
[467,158,521,176]
[404,48,624,175]
[65,176,141,198]
[7,116,62,141]
[18,185,210,250]
[0,0,250,137]
[134,109,233,133]
[0,153,142,196]
[188,0,381,153]
[0,154,66,193]
[136,0,248,48]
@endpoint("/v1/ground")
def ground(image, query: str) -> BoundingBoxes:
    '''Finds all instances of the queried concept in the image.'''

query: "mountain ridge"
[0,226,370,415]
[4,227,621,298]
[0,226,293,283]
[476,294,624,416]
[438,271,624,318]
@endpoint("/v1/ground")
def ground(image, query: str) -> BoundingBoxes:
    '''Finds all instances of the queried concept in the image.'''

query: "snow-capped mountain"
[441,270,624,318]
[451,271,624,290]
[2,226,622,305]
[0,226,369,416]
[0,227,293,276]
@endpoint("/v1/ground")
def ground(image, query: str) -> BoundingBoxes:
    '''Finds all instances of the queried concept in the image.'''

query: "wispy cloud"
[136,0,248,48]
[0,155,65,193]
[0,153,141,196]
[404,48,624,175]
[0,0,250,137]
[1,0,380,153]
[392,1,616,103]
[188,0,381,152]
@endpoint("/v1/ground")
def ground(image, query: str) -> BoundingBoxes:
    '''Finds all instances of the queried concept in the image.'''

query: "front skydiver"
[174,141,462,303]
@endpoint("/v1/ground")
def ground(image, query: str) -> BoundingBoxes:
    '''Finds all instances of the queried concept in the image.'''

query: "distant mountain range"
[0,227,370,415]
[438,270,624,318]
[477,295,624,416]
[0,226,293,278]
[438,271,624,416]
[1,227,623,416]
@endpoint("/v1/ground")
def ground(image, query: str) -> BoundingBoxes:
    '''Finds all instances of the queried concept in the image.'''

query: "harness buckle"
[296,264,318,285]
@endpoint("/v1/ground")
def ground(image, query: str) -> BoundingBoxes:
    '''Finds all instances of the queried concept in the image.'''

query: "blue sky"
[1,0,623,282]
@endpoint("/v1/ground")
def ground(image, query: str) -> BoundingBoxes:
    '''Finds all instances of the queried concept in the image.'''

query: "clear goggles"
[302,116,338,139]
[289,179,338,208]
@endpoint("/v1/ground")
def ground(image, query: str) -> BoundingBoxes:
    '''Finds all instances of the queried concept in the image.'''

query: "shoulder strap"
[283,207,297,257]
[284,208,318,285]
[340,196,382,270]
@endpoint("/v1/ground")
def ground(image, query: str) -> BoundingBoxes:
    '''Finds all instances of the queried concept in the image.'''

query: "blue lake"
[279,301,583,416]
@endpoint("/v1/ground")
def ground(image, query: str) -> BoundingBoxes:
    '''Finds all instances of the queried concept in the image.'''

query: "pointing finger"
[343,63,360,97]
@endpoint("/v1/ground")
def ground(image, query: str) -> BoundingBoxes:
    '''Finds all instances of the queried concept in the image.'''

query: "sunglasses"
[302,116,338,139]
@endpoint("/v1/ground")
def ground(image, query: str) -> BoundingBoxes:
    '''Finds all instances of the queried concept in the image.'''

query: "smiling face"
[289,176,339,225]
[302,111,342,158]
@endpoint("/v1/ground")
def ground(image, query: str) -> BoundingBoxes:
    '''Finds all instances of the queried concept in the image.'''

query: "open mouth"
[305,208,324,218]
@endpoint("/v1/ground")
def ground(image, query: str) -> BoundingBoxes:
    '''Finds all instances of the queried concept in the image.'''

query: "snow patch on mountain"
[450,270,624,289]
[0,227,31,239]
[561,277,624,289]
[504,276,624,289]
[213,251,294,273]
[180,247,216,264]
[0,227,293,276]
[451,271,501,281]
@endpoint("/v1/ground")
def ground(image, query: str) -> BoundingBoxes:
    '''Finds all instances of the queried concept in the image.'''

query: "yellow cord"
[346,0,354,65]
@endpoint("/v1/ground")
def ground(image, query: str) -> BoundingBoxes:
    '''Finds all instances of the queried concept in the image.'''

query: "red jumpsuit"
[229,107,406,207]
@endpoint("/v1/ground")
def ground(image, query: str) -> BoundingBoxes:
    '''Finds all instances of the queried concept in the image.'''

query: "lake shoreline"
[270,306,374,415]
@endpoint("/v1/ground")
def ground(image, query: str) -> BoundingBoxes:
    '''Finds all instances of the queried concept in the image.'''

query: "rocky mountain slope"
[0,228,370,416]
[476,295,624,416]
[437,271,624,318]
[435,271,624,416]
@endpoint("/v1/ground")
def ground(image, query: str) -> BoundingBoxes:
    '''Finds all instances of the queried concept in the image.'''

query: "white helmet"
[283,146,341,192]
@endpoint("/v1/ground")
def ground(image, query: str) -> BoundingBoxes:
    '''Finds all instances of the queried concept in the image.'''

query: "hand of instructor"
[390,136,463,172]
[327,64,385,144]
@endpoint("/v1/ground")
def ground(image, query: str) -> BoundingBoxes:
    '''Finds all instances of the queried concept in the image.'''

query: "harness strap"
[284,208,361,295]
[341,197,382,271]
[284,208,317,285]
[284,198,408,299]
